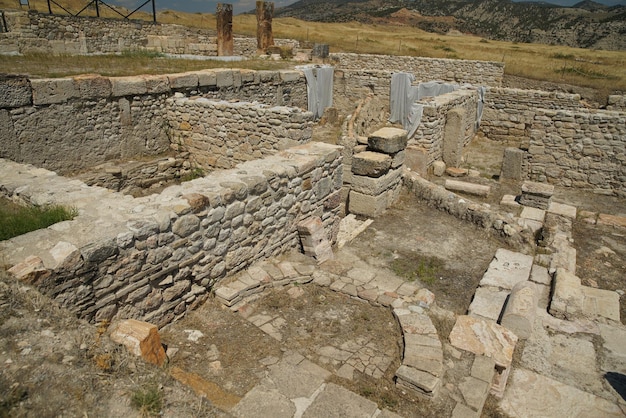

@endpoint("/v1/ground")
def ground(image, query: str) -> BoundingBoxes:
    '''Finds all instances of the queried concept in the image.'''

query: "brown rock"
[109,319,167,366]
[7,255,50,284]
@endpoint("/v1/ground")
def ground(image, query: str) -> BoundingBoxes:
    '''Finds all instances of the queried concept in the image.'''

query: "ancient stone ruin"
[1,8,625,418]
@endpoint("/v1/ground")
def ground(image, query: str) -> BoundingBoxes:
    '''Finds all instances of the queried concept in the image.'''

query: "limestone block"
[529,264,551,286]
[351,151,392,177]
[368,127,408,154]
[468,286,509,322]
[0,75,32,108]
[110,76,147,97]
[74,75,112,99]
[449,315,518,368]
[520,206,545,222]
[581,287,620,322]
[445,179,490,197]
[445,167,468,177]
[404,146,429,176]
[144,75,170,94]
[31,78,77,105]
[549,268,583,320]
[548,202,577,219]
[0,109,18,160]
[7,255,50,284]
[479,248,533,290]
[168,72,199,89]
[501,281,537,339]
[500,195,520,207]
[195,70,217,87]
[519,181,554,210]
[49,241,81,270]
[349,189,392,217]
[432,160,446,177]
[109,319,167,366]
[395,365,440,398]
[215,69,234,87]
[279,70,302,82]
[500,147,525,180]
[442,108,466,167]
[351,168,401,196]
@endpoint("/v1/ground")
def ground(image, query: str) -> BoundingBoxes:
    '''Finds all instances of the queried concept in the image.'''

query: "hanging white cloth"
[301,65,334,119]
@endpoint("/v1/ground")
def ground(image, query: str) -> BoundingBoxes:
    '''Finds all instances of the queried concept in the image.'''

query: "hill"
[275,0,626,50]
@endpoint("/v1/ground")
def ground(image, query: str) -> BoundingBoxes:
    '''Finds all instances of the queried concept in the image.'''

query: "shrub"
[0,199,78,241]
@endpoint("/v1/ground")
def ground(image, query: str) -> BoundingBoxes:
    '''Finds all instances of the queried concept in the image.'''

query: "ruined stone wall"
[0,10,298,56]
[0,69,309,175]
[331,53,504,87]
[480,88,585,143]
[412,89,478,165]
[0,142,343,326]
[527,109,626,195]
[334,70,392,108]
[168,98,314,169]
[607,95,626,112]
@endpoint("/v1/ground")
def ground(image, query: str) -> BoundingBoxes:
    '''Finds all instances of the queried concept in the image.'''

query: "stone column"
[216,3,233,56]
[256,1,274,52]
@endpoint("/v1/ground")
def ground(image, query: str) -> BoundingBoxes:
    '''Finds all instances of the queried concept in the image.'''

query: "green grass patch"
[390,254,442,285]
[131,384,163,417]
[0,198,78,241]
[551,52,575,60]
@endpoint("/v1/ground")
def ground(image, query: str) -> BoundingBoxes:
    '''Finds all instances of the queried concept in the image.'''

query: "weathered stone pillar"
[216,3,233,56]
[442,108,465,168]
[256,1,274,52]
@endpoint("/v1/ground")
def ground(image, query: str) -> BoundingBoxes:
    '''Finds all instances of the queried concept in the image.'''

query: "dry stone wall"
[527,109,626,195]
[479,87,626,195]
[480,88,585,143]
[412,89,478,165]
[0,10,298,56]
[331,53,504,87]
[607,95,626,112]
[0,141,343,326]
[0,69,309,175]
[167,97,314,169]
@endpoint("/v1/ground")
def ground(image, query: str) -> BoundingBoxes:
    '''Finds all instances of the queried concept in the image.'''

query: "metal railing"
[45,0,157,23]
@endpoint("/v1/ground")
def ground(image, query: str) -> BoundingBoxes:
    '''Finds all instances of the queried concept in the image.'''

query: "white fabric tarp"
[389,73,486,138]
[301,65,334,119]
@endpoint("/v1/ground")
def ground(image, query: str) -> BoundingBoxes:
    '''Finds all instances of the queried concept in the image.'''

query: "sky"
[109,0,625,16]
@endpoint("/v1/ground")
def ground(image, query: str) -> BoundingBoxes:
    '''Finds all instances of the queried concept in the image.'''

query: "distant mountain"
[275,0,626,50]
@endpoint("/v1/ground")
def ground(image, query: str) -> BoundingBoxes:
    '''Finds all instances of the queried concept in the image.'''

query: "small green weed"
[180,167,205,182]
[390,254,442,285]
[131,385,163,417]
[0,198,78,241]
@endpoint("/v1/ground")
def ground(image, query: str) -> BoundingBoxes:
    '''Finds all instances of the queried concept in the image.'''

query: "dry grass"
[0,0,624,91]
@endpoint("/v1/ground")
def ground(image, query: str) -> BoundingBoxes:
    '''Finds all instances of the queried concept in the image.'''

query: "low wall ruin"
[331,53,504,87]
[0,10,298,56]
[0,69,309,175]
[167,97,314,169]
[527,109,626,195]
[481,88,626,195]
[0,141,343,326]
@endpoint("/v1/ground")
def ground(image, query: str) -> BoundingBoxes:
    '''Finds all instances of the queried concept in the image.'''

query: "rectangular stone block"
[111,76,148,97]
[195,70,217,86]
[74,75,112,99]
[500,147,525,180]
[352,151,392,177]
[479,249,533,290]
[168,72,199,89]
[549,268,583,320]
[144,75,171,94]
[368,127,408,154]
[349,189,392,217]
[215,69,234,87]
[31,78,77,105]
[351,168,401,196]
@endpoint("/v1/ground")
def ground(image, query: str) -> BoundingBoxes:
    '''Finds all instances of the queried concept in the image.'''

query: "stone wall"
[480,88,585,143]
[0,10,298,56]
[331,53,504,87]
[1,141,343,326]
[607,95,626,112]
[0,69,309,175]
[527,109,626,195]
[334,70,393,109]
[412,89,479,165]
[167,97,314,169]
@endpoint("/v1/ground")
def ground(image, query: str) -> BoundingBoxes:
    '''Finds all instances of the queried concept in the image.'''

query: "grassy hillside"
[0,0,624,91]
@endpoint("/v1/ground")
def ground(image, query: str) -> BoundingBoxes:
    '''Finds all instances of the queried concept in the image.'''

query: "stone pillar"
[501,281,537,339]
[442,108,465,168]
[216,3,233,56]
[256,1,274,52]
[500,147,525,180]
